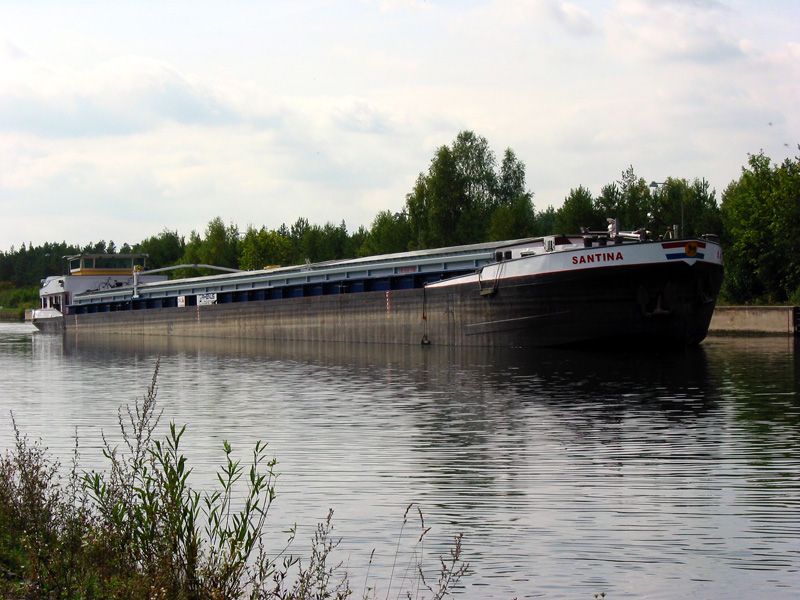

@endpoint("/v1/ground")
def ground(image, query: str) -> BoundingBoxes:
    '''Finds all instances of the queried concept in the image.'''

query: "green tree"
[452,131,498,212]
[288,217,311,264]
[594,182,622,225]
[721,149,800,303]
[770,153,800,301]
[359,211,414,256]
[617,165,651,231]
[532,206,557,236]
[198,217,239,269]
[82,240,108,254]
[649,178,721,239]
[174,230,203,277]
[590,167,651,232]
[404,131,534,248]
[133,229,185,269]
[288,220,352,264]
[347,225,369,258]
[486,195,536,241]
[405,173,430,250]
[427,144,469,246]
[555,185,598,233]
[498,148,527,205]
[239,226,292,271]
[486,148,537,240]
[317,221,350,262]
[299,224,323,263]
[687,178,722,238]
[0,241,80,288]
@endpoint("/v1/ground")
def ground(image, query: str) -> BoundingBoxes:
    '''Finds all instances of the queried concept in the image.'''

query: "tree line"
[1,131,798,305]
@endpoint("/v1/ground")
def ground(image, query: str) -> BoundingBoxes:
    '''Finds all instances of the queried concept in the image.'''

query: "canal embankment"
[709,306,798,335]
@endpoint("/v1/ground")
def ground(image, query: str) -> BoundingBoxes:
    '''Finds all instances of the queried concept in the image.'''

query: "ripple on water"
[1,326,798,599]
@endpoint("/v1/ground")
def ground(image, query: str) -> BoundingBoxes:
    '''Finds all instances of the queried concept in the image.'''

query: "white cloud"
[3,40,28,60]
[0,55,237,138]
[607,0,745,63]
[366,0,433,13]
[547,0,597,35]
[0,0,798,250]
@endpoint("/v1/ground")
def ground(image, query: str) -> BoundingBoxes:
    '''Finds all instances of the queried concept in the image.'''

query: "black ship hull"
[64,258,722,348]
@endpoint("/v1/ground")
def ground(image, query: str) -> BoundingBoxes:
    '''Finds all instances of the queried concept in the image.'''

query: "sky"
[1,0,798,251]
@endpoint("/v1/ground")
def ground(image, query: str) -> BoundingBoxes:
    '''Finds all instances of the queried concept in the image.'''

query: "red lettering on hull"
[572,252,624,265]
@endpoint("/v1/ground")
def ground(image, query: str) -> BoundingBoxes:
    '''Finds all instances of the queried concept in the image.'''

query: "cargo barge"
[37,229,723,347]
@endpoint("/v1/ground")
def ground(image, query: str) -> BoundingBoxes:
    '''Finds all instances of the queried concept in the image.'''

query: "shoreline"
[709,305,798,335]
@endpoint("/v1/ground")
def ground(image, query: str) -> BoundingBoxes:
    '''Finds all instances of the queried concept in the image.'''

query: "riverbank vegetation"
[0,361,468,599]
[0,283,38,320]
[1,132,798,307]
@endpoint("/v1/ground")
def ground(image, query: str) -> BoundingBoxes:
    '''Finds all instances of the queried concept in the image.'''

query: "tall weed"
[0,359,468,600]
[0,418,94,598]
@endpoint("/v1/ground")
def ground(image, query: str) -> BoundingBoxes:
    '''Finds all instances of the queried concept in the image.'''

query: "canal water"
[1,322,798,599]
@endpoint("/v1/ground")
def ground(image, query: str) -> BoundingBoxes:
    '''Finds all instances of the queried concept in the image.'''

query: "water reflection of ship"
[58,332,722,504]
[29,328,800,595]
[61,331,717,411]
[55,332,799,470]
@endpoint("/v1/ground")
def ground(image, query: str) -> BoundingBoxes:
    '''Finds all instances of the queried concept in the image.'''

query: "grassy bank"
[0,308,24,322]
[0,285,37,322]
[0,361,467,600]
